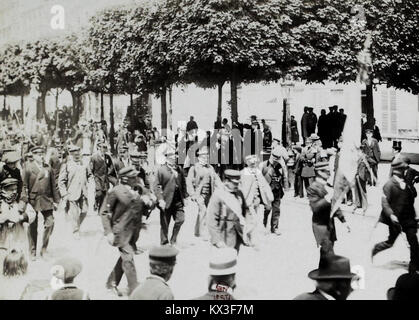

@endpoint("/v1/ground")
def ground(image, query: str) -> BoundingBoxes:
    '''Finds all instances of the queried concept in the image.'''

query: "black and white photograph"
[0,0,418,307]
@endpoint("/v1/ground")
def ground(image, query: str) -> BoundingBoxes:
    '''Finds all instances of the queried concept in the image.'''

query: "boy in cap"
[307,162,350,265]
[294,254,357,300]
[372,158,419,273]
[48,257,89,300]
[193,248,238,300]
[0,151,26,207]
[130,245,179,300]
[187,147,221,239]
[23,146,60,260]
[207,170,247,251]
[101,165,146,296]
[58,145,90,240]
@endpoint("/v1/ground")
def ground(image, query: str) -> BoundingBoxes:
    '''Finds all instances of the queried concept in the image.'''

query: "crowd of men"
[0,105,419,300]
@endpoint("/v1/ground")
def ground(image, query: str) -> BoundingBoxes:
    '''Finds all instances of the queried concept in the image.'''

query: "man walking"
[89,141,109,212]
[362,128,381,186]
[23,146,60,260]
[372,158,419,273]
[58,145,90,240]
[153,150,188,246]
[101,166,145,296]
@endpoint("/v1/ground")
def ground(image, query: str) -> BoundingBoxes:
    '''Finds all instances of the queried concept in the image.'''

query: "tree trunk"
[168,86,173,131]
[130,93,133,107]
[36,91,47,122]
[3,94,6,121]
[100,92,104,121]
[20,94,24,124]
[282,98,291,148]
[217,81,224,120]
[161,86,168,135]
[230,70,238,124]
[70,90,82,125]
[109,93,115,155]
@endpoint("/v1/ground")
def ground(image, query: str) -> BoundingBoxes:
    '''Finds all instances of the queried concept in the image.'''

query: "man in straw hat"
[58,145,90,240]
[101,165,147,296]
[23,145,60,261]
[193,247,238,300]
[307,162,350,265]
[130,245,179,300]
[187,146,221,239]
[153,149,188,246]
[372,158,419,273]
[294,254,357,300]
[207,170,247,252]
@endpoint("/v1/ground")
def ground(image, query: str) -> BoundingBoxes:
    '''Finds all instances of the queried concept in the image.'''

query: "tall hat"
[392,141,402,150]
[308,254,356,280]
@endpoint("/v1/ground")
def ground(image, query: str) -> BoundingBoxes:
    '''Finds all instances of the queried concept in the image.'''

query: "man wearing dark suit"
[23,146,60,260]
[90,142,109,211]
[307,162,350,264]
[372,158,419,273]
[306,107,318,138]
[361,129,381,186]
[153,150,188,246]
[300,107,309,145]
[294,254,357,300]
[101,166,148,296]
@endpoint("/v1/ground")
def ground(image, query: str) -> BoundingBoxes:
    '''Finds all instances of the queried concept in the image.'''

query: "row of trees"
[0,0,417,139]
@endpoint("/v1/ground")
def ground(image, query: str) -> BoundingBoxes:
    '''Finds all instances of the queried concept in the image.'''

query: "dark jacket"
[379,177,416,228]
[101,184,144,247]
[90,153,109,194]
[193,291,235,300]
[307,180,346,244]
[260,160,284,198]
[294,290,329,301]
[361,138,381,164]
[23,162,59,212]
[153,164,188,209]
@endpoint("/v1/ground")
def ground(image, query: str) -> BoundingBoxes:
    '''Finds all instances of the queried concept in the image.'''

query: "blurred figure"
[387,273,419,300]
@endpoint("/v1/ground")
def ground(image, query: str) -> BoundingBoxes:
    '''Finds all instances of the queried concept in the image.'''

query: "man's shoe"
[272,229,281,236]
[107,285,123,297]
[40,248,47,257]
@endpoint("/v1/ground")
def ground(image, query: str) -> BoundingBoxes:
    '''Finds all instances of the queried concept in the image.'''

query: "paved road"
[1,163,417,300]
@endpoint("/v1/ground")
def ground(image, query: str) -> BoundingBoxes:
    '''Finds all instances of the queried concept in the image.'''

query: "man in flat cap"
[187,147,221,239]
[130,245,179,300]
[372,158,419,273]
[294,254,357,300]
[307,162,350,265]
[129,149,150,190]
[207,169,247,252]
[260,148,287,235]
[89,141,110,212]
[193,248,238,300]
[23,146,60,260]
[48,257,89,300]
[361,128,381,186]
[101,165,150,296]
[58,145,90,240]
[153,150,188,246]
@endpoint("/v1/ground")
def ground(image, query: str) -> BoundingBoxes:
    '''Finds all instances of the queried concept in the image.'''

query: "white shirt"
[318,289,336,300]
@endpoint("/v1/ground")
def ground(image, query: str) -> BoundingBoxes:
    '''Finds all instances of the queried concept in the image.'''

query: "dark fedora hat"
[387,273,419,300]
[308,254,356,280]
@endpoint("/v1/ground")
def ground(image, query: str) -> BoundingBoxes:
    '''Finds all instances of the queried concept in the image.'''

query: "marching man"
[23,146,60,260]
[186,147,221,239]
[58,145,90,240]
[207,170,248,252]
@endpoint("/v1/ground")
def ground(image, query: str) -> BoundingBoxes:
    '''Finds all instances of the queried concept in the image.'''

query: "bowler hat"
[391,158,408,170]
[387,273,419,300]
[209,248,237,276]
[308,254,356,280]
[149,245,179,265]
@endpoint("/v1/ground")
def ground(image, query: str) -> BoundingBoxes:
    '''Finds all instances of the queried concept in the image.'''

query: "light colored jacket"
[58,159,89,201]
[240,167,273,208]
